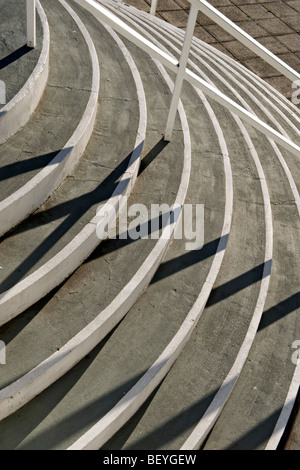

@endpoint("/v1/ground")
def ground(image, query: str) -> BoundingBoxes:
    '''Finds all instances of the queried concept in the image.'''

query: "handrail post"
[164,2,198,141]
[150,0,158,16]
[26,0,36,48]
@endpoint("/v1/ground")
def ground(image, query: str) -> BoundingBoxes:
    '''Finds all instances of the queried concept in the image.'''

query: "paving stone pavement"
[126,0,300,106]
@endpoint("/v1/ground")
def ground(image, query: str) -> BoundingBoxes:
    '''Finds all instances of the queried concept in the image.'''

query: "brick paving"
[125,0,300,104]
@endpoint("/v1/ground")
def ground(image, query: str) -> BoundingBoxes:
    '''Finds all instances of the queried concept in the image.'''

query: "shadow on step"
[258,291,300,331]
[207,259,272,307]
[0,45,31,70]
[0,150,59,184]
[222,406,283,450]
[0,146,141,293]
[138,138,169,175]
[152,235,228,285]
[0,332,146,450]
[103,385,221,451]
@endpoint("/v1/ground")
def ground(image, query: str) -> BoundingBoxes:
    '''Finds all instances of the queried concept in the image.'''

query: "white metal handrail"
[148,0,300,83]
[72,0,300,157]
[26,0,36,48]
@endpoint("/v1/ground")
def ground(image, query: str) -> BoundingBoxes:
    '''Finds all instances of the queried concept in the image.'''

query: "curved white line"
[66,15,233,449]
[128,11,298,448]
[124,4,299,450]
[0,0,100,237]
[266,360,300,449]
[182,112,273,449]
[78,0,298,450]
[0,13,147,420]
[0,1,50,144]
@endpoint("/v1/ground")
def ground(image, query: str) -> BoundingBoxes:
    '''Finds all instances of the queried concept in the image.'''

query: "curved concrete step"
[126,3,300,449]
[0,47,230,449]
[0,0,299,450]
[0,0,49,144]
[0,3,146,327]
[0,0,98,237]
[83,0,299,451]
[71,87,268,451]
[0,1,233,444]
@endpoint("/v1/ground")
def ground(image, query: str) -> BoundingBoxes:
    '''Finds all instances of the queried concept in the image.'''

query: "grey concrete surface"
[0,0,299,451]
[126,0,300,104]
[0,0,92,201]
[0,41,226,449]
[0,0,43,103]
[104,97,267,451]
[0,3,141,296]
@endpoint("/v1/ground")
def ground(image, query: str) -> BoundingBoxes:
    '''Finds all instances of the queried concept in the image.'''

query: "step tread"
[0,0,92,202]
[0,0,299,451]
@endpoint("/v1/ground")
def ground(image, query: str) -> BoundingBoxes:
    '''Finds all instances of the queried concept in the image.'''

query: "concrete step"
[0,1,230,448]
[82,0,299,451]
[0,30,230,449]
[0,0,299,451]
[0,0,146,326]
[0,0,98,236]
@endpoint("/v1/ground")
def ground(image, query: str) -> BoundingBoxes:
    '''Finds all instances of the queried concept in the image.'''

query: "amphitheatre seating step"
[0,0,299,451]
[91,0,299,451]
[0,0,44,105]
[0,0,49,146]
[0,25,229,448]
[71,1,300,450]
[0,0,94,236]
[0,0,149,328]
[0,27,184,394]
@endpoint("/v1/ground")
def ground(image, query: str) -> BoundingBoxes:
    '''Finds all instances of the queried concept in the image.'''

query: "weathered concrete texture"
[0,0,43,103]
[0,0,299,452]
[104,101,267,451]
[0,4,140,295]
[128,0,300,103]
[0,0,92,201]
[203,130,300,450]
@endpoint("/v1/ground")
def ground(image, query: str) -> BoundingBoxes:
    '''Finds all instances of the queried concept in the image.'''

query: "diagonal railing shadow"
[138,137,169,175]
[223,406,284,450]
[206,259,272,308]
[151,235,228,285]
[0,150,60,184]
[104,387,221,451]
[0,45,31,70]
[258,291,300,331]
[0,337,148,450]
[0,146,141,293]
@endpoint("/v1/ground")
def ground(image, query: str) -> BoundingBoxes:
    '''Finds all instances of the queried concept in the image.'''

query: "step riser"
[0,0,100,237]
[68,60,233,451]
[0,8,148,420]
[0,0,299,450]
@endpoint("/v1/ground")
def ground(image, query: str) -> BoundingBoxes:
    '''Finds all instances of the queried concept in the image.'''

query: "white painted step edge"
[114,0,300,120]
[92,7,298,450]
[0,1,50,145]
[0,50,194,425]
[181,113,274,450]
[0,0,100,237]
